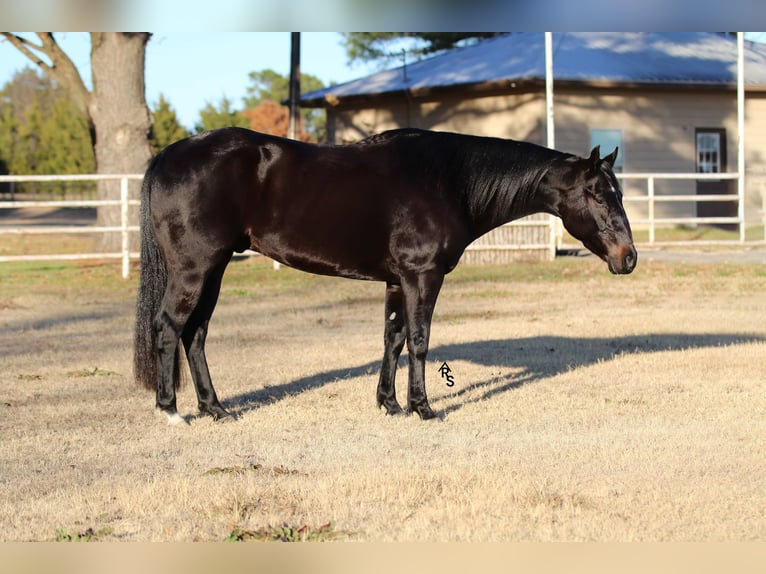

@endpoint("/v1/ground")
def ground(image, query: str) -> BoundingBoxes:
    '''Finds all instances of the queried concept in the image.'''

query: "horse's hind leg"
[182,256,231,421]
[155,251,229,424]
[155,271,204,425]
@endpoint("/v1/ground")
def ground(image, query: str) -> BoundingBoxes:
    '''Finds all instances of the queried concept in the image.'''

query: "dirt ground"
[0,255,764,541]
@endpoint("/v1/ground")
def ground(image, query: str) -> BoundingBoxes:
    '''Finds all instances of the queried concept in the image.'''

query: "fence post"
[548,214,558,260]
[647,177,655,244]
[120,176,130,279]
[762,180,766,242]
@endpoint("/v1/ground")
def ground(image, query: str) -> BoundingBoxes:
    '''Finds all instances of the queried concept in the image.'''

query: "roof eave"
[300,77,766,108]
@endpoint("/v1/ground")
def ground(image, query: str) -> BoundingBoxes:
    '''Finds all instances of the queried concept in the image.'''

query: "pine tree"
[194,96,249,133]
[0,67,96,196]
[341,33,505,66]
[40,98,96,174]
[0,68,95,175]
[150,94,189,154]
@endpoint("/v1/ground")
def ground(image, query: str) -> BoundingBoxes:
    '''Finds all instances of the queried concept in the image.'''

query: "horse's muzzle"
[608,245,637,275]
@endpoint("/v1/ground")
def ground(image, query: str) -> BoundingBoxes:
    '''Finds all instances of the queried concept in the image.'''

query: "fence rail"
[0,174,142,278]
[1,172,764,278]
[559,171,766,249]
[617,172,749,244]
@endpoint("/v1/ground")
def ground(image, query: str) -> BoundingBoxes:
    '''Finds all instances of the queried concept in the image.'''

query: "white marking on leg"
[389,312,397,321]
[165,412,188,426]
[156,408,189,426]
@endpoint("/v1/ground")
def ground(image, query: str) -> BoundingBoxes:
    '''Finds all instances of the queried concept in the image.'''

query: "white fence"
[1,172,764,279]
[0,174,142,278]
[559,171,765,249]
[619,172,748,244]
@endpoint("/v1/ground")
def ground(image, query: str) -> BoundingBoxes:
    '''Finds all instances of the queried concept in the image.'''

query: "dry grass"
[0,255,765,541]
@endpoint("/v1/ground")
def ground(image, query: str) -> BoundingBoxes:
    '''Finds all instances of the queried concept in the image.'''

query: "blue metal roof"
[301,33,766,106]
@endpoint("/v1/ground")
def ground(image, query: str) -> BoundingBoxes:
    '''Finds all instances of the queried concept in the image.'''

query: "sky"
[2,32,765,131]
[0,32,379,129]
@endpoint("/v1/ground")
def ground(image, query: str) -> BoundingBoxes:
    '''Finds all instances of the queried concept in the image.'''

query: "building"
[301,33,766,260]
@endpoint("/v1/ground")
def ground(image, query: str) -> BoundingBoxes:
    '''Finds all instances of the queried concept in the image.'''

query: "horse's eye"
[587,189,604,205]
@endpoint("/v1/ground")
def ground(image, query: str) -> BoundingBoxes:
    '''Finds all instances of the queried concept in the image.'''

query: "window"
[695,129,724,174]
[590,129,623,172]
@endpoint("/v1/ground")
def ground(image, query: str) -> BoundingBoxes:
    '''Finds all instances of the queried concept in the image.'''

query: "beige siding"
[745,93,766,227]
[554,88,745,224]
[327,90,544,144]
[325,84,766,248]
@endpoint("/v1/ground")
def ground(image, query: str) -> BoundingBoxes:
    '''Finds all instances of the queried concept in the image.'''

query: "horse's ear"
[587,146,601,175]
[603,147,619,168]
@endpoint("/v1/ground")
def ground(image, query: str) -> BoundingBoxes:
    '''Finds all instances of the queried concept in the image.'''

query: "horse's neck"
[463,148,563,239]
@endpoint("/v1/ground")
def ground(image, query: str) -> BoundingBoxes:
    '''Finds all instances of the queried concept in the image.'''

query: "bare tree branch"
[1,32,92,124]
[1,33,53,73]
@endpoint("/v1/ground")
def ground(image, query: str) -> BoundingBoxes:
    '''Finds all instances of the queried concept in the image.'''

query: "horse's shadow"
[224,333,763,418]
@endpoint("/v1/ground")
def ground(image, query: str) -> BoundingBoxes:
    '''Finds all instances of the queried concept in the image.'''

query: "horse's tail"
[133,161,180,391]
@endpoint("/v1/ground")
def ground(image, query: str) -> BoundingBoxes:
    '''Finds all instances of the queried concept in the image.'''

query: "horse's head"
[544,146,637,275]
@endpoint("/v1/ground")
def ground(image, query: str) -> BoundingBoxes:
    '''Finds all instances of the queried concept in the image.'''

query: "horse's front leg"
[401,271,444,420]
[377,283,407,415]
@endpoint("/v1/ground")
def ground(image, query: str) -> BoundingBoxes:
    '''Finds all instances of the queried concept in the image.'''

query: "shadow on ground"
[225,332,764,418]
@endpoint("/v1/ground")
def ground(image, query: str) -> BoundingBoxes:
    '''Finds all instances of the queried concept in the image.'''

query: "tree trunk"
[89,33,153,253]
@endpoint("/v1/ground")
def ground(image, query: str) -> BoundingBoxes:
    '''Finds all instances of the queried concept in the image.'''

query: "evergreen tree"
[342,33,505,66]
[244,69,291,105]
[40,98,96,174]
[0,67,95,195]
[194,96,249,133]
[150,94,189,154]
[0,102,18,180]
[0,68,94,176]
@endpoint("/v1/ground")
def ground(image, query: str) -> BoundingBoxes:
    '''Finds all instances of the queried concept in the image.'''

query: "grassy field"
[0,254,764,541]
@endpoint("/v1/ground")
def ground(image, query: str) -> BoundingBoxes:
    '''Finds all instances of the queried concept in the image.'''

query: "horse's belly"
[249,229,392,282]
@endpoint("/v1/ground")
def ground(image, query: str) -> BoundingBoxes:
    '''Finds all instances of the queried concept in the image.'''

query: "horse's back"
[144,128,471,281]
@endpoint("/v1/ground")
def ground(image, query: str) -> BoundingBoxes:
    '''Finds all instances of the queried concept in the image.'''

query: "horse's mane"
[456,135,565,222]
[358,129,569,227]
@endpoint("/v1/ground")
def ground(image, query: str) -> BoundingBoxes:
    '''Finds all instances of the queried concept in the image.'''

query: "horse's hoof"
[410,405,440,421]
[379,401,405,416]
[214,412,235,423]
[201,404,234,422]
[156,408,189,426]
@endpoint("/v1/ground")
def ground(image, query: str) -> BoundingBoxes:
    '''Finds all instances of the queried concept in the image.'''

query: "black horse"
[134,128,636,424]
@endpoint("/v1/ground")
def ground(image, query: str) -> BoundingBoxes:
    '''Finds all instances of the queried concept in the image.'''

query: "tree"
[150,94,189,154]
[194,96,250,133]
[342,33,505,66]
[244,99,308,140]
[244,69,292,104]
[0,67,95,194]
[2,32,153,251]
[244,68,326,142]
[39,98,96,175]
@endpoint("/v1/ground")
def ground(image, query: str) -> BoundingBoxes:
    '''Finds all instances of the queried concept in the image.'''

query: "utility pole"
[288,32,301,141]
[274,32,301,271]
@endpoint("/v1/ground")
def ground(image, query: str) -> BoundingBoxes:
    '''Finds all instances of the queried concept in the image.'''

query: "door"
[695,128,736,229]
